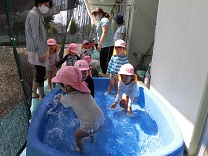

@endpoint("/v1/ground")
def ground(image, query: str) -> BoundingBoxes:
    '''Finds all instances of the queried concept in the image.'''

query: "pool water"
[42,89,164,156]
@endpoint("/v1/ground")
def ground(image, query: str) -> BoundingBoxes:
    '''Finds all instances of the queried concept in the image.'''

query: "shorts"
[110,72,118,80]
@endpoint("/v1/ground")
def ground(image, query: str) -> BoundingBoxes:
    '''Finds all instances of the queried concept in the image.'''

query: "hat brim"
[118,71,133,75]
[114,45,125,48]
[52,77,90,93]
[70,50,79,54]
[48,42,56,45]
[71,83,91,93]
[83,42,89,44]
[51,77,61,83]
[78,68,90,71]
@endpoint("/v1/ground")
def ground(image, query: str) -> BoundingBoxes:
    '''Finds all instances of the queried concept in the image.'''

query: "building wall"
[150,0,208,153]
[126,0,159,67]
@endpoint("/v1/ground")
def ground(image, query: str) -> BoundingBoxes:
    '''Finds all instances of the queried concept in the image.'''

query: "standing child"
[74,60,94,98]
[110,63,139,116]
[52,66,105,153]
[79,40,92,59]
[105,39,129,96]
[46,38,60,91]
[113,14,126,42]
[55,43,80,68]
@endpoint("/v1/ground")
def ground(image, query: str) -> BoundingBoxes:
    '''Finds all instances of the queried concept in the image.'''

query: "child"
[52,66,105,153]
[83,56,100,77]
[46,38,60,91]
[74,60,94,98]
[110,63,139,116]
[79,40,92,59]
[55,43,80,68]
[105,39,129,96]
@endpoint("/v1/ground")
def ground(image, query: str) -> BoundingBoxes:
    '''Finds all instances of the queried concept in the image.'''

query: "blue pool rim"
[26,78,184,156]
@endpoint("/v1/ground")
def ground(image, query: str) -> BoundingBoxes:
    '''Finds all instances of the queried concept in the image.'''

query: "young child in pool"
[74,60,94,98]
[110,63,139,116]
[105,39,129,96]
[46,38,60,91]
[55,43,80,68]
[52,66,105,153]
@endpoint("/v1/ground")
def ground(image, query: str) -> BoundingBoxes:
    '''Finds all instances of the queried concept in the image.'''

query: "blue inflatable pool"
[26,78,184,156]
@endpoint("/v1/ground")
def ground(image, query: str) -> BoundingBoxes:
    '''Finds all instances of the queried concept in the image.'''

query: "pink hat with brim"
[114,39,126,48]
[118,63,134,75]
[47,38,56,45]
[68,43,79,54]
[52,66,90,93]
[74,60,89,71]
[82,40,89,45]
[83,56,93,63]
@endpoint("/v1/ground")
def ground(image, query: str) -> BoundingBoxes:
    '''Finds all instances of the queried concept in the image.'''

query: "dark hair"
[97,7,110,19]
[35,0,52,7]
[114,14,124,25]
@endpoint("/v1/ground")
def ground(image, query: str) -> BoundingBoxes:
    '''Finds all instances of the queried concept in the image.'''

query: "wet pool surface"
[42,89,163,156]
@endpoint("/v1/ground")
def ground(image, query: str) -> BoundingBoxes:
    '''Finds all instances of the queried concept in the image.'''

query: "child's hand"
[126,106,132,116]
[52,66,56,71]
[110,102,117,110]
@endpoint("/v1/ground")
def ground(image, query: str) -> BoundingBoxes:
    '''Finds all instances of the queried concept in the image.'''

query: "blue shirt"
[96,17,114,48]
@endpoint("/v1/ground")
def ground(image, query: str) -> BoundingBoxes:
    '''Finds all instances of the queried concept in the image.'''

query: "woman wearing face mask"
[25,0,52,101]
[91,7,114,76]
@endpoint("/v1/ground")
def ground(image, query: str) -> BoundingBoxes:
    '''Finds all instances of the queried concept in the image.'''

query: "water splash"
[42,90,164,155]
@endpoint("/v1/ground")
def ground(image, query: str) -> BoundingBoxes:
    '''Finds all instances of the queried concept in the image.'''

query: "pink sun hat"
[52,66,90,93]
[114,39,126,48]
[118,63,134,75]
[74,60,89,71]
[47,38,56,45]
[82,40,89,45]
[68,43,79,54]
[83,56,93,63]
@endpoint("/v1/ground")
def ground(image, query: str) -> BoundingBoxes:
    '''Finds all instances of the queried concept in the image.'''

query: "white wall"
[151,0,208,151]
[126,0,159,67]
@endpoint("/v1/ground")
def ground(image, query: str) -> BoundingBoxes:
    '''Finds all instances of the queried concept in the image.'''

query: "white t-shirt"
[113,25,126,42]
[61,91,105,133]
[115,81,140,107]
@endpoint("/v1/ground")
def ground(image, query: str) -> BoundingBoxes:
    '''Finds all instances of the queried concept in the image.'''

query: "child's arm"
[55,54,68,68]
[59,94,64,104]
[127,106,132,116]
[80,54,83,59]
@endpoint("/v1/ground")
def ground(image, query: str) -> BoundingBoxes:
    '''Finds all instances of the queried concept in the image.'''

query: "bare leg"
[32,81,39,98]
[120,95,129,109]
[115,79,119,96]
[46,71,52,91]
[75,128,89,153]
[51,70,57,88]
[105,76,116,96]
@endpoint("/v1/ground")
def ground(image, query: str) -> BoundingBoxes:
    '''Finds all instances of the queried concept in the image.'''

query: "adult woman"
[25,0,52,100]
[113,14,126,42]
[91,7,114,75]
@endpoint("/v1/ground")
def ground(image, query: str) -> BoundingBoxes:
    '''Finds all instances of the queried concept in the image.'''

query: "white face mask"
[39,5,49,14]
[95,16,100,21]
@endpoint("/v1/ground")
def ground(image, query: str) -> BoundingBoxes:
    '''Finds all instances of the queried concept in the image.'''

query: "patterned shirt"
[107,54,129,75]
[56,54,80,68]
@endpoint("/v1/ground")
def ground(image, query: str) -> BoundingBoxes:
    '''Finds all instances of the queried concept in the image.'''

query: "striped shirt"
[107,54,129,75]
